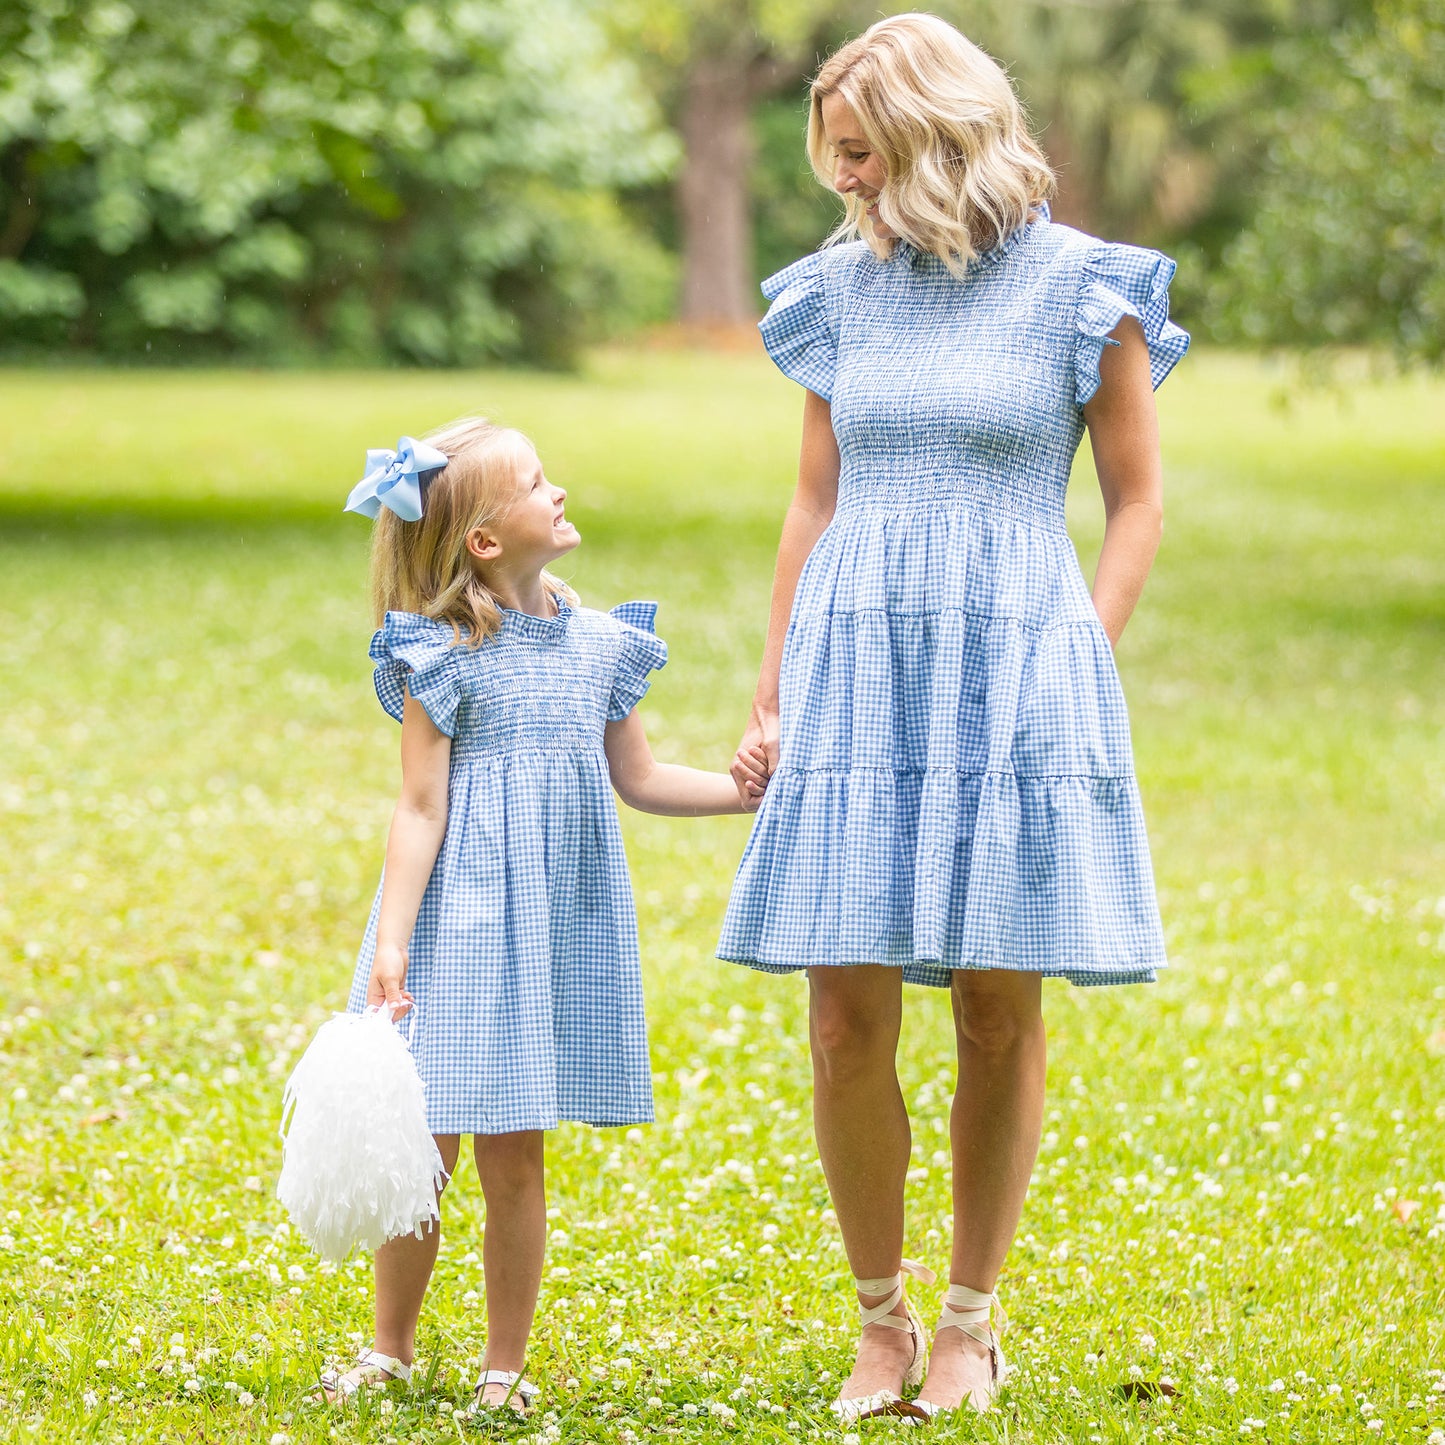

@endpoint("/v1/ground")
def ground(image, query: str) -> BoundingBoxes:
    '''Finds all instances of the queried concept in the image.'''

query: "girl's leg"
[322,1134,460,1398]
[472,1129,546,1405]
[807,965,914,1400]
[916,970,1046,1409]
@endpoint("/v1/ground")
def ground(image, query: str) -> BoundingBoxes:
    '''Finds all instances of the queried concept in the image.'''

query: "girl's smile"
[490,449,581,565]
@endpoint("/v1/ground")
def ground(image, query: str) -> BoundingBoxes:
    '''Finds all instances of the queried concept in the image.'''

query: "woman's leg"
[472,1129,546,1404]
[916,970,1046,1409]
[808,965,916,1399]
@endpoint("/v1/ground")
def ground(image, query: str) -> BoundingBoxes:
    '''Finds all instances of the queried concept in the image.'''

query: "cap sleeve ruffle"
[758,253,837,401]
[1075,242,1190,405]
[369,611,462,737]
[606,601,668,722]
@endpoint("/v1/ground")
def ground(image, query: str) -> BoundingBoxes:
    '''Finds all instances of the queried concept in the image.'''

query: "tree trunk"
[677,54,756,326]
[1041,116,1095,234]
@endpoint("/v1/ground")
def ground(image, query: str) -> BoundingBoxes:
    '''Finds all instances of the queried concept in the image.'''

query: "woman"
[719,13,1188,1422]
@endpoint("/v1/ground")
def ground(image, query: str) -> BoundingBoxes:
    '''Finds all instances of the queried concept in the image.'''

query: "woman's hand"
[367,941,415,1019]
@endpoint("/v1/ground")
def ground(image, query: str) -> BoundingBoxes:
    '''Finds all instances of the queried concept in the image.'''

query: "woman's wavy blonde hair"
[808,12,1055,275]
[369,416,576,646]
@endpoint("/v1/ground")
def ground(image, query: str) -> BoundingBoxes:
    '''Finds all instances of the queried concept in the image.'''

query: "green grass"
[0,350,1442,1444]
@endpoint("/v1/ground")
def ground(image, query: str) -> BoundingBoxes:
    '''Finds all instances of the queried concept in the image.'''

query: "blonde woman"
[720,13,1188,1421]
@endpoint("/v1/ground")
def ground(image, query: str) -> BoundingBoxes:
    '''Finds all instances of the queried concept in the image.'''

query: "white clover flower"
[82,1390,98,1409]
[237,1391,254,1406]
[1268,1379,1285,1393]
[1365,1422,1383,1433]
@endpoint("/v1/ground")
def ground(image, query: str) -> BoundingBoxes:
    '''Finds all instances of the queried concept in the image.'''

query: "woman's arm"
[731,387,841,800]
[369,690,452,1016]
[1082,316,1164,648]
[606,708,762,816]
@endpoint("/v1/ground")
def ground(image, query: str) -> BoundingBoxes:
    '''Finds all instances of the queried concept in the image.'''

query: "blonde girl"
[318,418,766,1412]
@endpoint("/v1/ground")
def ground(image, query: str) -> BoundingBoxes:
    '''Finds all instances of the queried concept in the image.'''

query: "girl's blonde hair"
[808,13,1055,275]
[369,416,576,645]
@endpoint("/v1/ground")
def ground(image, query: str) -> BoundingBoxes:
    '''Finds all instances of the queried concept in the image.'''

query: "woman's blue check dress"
[718,210,1188,988]
[347,600,666,1133]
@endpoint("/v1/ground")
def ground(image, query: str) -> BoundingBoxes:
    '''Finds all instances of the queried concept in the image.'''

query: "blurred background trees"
[0,0,1439,365]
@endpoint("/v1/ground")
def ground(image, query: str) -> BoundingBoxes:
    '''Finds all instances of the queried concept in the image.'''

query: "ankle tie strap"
[937,1283,1007,1346]
[853,1258,936,1330]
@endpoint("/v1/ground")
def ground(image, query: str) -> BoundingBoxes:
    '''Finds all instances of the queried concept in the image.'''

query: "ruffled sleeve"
[758,252,837,401]
[369,611,462,737]
[606,601,668,722]
[1074,242,1190,405]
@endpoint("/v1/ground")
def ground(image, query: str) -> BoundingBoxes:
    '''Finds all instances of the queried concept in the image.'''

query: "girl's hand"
[732,744,770,813]
[731,704,779,808]
[367,942,414,1019]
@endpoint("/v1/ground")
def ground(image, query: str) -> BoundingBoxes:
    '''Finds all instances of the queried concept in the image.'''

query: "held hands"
[731,704,780,811]
[733,744,770,812]
[367,941,415,1020]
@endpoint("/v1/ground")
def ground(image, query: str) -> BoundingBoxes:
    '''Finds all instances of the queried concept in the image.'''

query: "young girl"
[317,418,767,1413]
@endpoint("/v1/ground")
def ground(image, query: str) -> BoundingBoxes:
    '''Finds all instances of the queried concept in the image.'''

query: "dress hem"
[425,1106,656,1135]
[717,952,1161,990]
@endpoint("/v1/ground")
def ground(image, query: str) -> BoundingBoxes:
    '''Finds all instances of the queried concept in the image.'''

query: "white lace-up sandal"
[466,1367,539,1417]
[315,1347,411,1403]
[910,1284,1008,1421]
[833,1258,936,1422]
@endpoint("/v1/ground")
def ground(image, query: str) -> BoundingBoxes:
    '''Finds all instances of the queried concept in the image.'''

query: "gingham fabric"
[347,600,667,1133]
[718,208,1188,988]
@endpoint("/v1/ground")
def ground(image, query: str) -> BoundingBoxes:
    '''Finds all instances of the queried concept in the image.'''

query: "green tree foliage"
[1206,0,1444,362]
[0,0,677,363]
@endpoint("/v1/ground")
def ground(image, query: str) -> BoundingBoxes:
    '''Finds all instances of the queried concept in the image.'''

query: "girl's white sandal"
[315,1346,412,1403]
[910,1284,1009,1421]
[833,1258,935,1422]
[466,1368,539,1417]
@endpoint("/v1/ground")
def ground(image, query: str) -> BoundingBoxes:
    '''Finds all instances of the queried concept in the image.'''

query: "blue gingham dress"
[347,600,666,1133]
[718,209,1189,987]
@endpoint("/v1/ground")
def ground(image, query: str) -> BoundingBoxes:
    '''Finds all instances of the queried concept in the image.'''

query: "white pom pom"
[277,1007,447,1262]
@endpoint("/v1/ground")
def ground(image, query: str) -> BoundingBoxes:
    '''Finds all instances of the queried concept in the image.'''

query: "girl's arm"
[1083,316,1164,647]
[731,388,841,800]
[368,690,452,1017]
[605,708,762,817]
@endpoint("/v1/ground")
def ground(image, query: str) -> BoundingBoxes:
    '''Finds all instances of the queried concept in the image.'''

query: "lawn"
[0,350,1441,1444]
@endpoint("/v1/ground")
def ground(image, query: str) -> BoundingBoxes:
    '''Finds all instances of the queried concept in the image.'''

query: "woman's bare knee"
[951,972,1043,1055]
[809,967,902,1076]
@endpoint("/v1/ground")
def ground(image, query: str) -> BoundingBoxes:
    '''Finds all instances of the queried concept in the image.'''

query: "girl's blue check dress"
[347,600,667,1134]
[719,209,1188,988]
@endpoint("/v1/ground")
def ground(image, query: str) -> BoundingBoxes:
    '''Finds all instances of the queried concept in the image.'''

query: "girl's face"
[477,445,579,572]
[820,92,892,240]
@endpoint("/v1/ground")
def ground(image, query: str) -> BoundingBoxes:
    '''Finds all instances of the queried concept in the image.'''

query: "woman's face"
[820,93,893,240]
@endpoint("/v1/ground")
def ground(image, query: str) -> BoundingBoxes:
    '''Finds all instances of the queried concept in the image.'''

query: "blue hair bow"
[344,437,449,522]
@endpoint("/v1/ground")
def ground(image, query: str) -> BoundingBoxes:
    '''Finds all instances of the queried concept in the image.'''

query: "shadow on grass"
[0,493,785,552]
[0,494,339,541]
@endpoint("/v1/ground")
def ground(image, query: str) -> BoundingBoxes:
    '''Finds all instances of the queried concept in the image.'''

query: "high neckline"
[501,595,572,642]
[893,200,1050,274]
